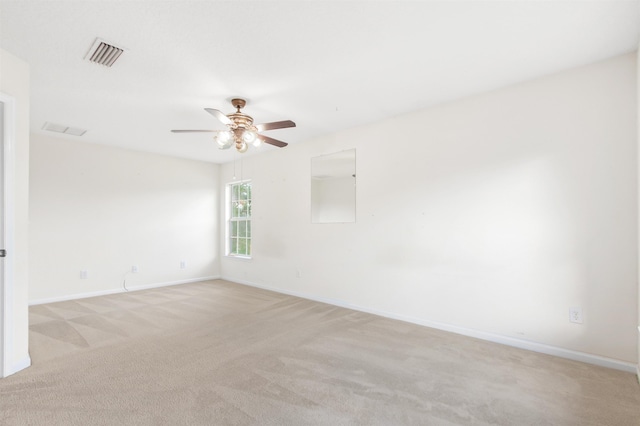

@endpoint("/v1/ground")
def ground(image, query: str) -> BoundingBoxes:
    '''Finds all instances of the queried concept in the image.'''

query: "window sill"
[225,254,252,261]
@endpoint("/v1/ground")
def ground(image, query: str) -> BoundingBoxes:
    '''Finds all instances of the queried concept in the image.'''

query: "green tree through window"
[228,181,251,256]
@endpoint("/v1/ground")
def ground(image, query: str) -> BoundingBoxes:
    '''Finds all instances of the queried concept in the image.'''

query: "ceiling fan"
[171,98,295,153]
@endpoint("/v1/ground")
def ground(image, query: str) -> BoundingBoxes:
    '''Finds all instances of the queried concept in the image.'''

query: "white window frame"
[225,180,252,258]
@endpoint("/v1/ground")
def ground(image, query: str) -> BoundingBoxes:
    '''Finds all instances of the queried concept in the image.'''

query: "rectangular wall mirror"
[311,149,356,223]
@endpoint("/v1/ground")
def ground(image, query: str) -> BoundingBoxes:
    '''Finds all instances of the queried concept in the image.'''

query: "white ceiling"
[1,1,639,164]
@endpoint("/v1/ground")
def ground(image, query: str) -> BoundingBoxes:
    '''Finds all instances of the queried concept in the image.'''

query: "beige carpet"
[1,279,638,425]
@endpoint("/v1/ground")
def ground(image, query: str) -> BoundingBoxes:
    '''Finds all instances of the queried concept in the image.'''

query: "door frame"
[0,92,16,378]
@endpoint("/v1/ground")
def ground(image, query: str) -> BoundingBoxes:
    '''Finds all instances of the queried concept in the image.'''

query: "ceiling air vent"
[42,122,87,136]
[84,38,124,67]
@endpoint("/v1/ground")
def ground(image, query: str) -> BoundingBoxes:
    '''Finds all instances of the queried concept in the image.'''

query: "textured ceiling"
[1,1,639,164]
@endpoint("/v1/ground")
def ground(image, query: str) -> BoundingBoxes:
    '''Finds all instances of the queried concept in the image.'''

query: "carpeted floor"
[1,279,639,425]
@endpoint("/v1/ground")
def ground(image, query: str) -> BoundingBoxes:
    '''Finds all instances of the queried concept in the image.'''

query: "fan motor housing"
[228,113,254,129]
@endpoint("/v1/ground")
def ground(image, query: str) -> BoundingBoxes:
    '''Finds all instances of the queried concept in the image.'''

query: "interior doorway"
[0,93,15,378]
[0,98,5,377]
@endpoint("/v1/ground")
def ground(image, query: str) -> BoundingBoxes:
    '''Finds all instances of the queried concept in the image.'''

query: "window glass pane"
[237,201,247,218]
[232,201,248,218]
[238,220,247,237]
[236,183,244,201]
[237,238,246,255]
[228,181,251,257]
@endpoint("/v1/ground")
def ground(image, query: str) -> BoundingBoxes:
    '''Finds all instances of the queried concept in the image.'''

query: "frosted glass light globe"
[242,130,256,144]
[217,130,232,147]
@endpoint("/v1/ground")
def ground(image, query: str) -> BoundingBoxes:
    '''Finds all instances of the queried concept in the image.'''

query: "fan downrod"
[231,98,247,112]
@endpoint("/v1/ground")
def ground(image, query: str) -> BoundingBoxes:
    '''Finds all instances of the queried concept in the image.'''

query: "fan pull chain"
[233,153,237,180]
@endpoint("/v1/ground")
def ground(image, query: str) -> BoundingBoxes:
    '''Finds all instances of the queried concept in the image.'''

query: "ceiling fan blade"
[171,130,217,133]
[255,120,296,132]
[205,108,232,125]
[259,134,288,148]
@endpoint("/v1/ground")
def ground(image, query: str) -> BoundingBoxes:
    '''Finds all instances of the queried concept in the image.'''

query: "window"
[227,180,251,257]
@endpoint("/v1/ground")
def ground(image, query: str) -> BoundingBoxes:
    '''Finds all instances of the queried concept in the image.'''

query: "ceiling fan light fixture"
[242,130,257,144]
[218,130,232,142]
[172,98,295,154]
[215,131,233,149]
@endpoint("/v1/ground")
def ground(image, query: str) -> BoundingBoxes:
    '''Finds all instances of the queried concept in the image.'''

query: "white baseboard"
[227,277,638,374]
[637,326,640,383]
[29,275,221,306]
[3,355,31,378]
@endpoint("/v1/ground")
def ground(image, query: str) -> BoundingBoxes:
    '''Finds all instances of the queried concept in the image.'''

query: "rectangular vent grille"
[42,122,87,136]
[84,38,124,67]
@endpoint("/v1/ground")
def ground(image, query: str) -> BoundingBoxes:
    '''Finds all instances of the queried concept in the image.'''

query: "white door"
[0,92,18,378]
[0,99,5,377]
[0,93,15,378]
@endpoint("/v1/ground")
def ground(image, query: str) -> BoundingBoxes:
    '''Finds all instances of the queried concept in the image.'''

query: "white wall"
[29,135,220,302]
[311,176,355,223]
[221,53,638,367]
[0,48,30,376]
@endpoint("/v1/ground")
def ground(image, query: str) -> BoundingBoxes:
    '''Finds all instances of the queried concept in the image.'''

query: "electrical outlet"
[132,265,139,273]
[80,270,88,279]
[180,260,186,269]
[569,307,583,324]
